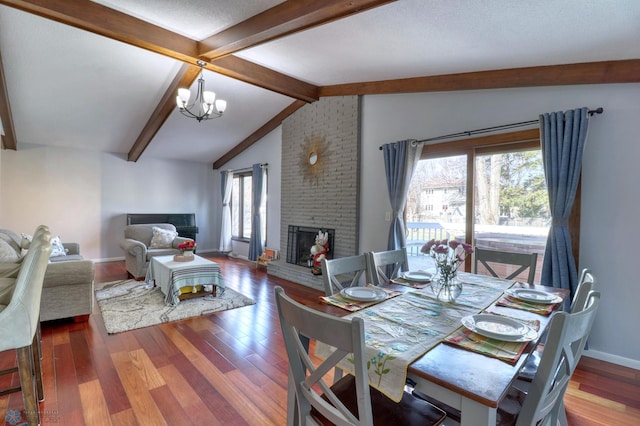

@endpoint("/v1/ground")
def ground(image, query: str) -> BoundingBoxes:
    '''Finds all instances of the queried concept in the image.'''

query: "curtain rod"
[378,107,604,149]
[225,163,268,173]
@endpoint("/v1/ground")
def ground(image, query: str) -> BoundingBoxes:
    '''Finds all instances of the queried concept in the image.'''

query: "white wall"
[360,84,640,368]
[1,143,217,259]
[210,126,282,259]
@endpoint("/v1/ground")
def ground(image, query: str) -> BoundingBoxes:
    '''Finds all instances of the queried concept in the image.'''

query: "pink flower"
[420,239,436,254]
[178,240,196,251]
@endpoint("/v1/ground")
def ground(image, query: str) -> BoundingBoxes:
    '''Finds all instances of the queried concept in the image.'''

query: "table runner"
[315,273,513,402]
[147,255,225,306]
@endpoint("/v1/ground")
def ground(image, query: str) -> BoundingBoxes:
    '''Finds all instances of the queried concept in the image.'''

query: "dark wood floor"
[1,255,639,425]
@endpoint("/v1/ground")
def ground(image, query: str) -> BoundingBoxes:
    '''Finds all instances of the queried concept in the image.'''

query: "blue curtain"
[540,107,589,305]
[382,139,423,254]
[219,170,233,252]
[248,164,266,261]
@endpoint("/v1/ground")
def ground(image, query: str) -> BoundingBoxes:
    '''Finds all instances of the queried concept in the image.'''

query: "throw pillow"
[149,227,177,249]
[20,232,32,249]
[50,236,67,257]
[0,239,20,263]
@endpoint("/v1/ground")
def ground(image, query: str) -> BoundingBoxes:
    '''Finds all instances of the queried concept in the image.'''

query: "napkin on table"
[495,295,557,315]
[444,328,528,364]
[390,276,431,289]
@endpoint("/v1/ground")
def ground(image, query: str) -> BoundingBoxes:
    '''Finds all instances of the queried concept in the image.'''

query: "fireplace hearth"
[286,225,335,267]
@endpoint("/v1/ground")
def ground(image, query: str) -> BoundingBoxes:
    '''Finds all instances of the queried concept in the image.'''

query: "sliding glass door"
[405,130,553,284]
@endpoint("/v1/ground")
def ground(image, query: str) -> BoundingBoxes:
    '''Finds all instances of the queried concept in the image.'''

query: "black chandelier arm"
[178,107,223,122]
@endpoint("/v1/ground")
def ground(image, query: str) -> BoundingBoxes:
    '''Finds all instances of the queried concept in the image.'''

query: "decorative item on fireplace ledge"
[310,231,329,267]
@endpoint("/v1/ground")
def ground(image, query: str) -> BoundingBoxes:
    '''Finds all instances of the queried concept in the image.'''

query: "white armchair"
[120,223,193,279]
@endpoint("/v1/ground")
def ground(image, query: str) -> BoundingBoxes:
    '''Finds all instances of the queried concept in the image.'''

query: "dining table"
[310,271,569,426]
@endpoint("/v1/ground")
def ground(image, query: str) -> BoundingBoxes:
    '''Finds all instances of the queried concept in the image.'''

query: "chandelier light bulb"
[215,99,227,114]
[202,91,216,105]
[177,88,191,104]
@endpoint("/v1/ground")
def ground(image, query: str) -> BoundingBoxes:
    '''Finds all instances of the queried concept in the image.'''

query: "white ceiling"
[1,0,639,164]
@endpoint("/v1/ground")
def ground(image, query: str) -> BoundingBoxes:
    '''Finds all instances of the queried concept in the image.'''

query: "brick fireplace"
[267,96,360,290]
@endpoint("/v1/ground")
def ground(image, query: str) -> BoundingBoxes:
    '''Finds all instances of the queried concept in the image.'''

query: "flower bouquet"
[178,240,196,255]
[421,239,473,302]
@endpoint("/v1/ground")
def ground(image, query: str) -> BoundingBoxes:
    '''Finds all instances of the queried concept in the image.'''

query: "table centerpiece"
[174,240,196,262]
[421,239,473,302]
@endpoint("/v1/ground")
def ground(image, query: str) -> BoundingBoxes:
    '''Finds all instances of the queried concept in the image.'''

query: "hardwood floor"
[1,256,639,425]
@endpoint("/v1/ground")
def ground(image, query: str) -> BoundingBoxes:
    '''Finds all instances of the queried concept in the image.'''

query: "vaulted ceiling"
[1,0,639,168]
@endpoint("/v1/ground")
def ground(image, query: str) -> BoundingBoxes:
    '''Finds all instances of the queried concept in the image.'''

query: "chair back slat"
[474,247,538,284]
[366,249,409,286]
[570,269,594,313]
[321,255,368,296]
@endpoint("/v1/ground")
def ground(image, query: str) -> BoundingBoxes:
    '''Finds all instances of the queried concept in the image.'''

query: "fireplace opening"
[287,225,335,267]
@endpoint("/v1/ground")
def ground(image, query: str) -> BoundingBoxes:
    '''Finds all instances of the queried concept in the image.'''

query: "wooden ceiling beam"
[319,59,640,96]
[0,0,318,102]
[199,0,396,60]
[127,64,201,162]
[213,100,306,169]
[0,48,16,150]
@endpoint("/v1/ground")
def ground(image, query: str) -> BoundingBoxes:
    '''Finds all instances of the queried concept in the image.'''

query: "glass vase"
[431,270,462,303]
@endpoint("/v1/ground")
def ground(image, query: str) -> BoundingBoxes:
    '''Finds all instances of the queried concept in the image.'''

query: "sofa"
[0,228,95,322]
[120,223,194,279]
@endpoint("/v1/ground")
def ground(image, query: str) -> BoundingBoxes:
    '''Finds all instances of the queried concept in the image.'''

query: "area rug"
[95,279,255,334]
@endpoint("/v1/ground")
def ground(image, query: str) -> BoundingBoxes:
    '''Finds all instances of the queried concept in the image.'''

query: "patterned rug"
[95,279,255,334]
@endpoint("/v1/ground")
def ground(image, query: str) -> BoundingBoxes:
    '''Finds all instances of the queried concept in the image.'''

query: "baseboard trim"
[582,350,640,371]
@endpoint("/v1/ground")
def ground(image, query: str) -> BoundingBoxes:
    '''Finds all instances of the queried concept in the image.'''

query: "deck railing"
[406,222,451,256]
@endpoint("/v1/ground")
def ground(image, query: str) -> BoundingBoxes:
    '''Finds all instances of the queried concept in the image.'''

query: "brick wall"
[268,96,360,289]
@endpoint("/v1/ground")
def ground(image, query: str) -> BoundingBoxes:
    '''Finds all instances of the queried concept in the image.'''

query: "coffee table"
[146,254,224,306]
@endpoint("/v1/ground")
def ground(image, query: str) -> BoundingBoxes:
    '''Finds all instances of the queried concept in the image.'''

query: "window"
[405,128,578,284]
[231,170,268,242]
[231,172,252,240]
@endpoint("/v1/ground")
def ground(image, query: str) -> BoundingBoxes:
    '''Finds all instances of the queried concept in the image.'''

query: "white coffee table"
[146,254,224,306]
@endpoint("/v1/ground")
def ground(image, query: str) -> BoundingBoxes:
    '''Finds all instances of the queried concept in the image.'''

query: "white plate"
[403,271,433,283]
[340,287,387,302]
[461,314,537,342]
[505,288,562,304]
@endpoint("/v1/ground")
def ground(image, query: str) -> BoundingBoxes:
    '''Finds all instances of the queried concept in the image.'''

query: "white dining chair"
[515,268,595,424]
[274,286,446,426]
[366,248,408,286]
[474,247,538,284]
[321,255,368,296]
[497,291,601,425]
[0,228,52,425]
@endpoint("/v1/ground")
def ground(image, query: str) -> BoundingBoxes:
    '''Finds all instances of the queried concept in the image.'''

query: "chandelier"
[175,61,227,122]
